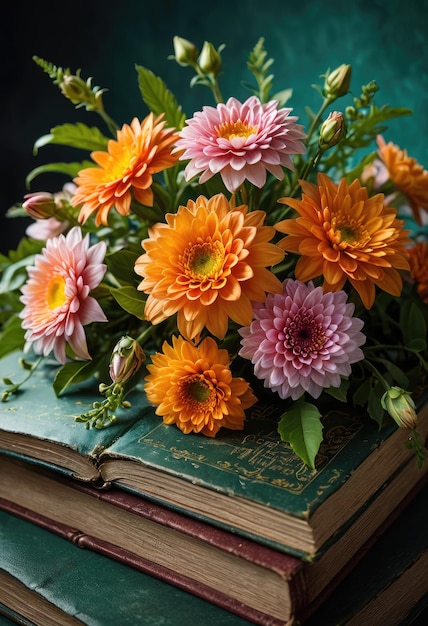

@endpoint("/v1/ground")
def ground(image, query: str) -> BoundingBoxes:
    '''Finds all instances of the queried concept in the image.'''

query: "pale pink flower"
[19,226,107,363]
[26,217,69,241]
[238,279,366,400]
[173,96,306,193]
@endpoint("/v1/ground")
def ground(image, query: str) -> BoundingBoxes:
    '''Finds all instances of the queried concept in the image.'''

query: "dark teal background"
[2,0,428,252]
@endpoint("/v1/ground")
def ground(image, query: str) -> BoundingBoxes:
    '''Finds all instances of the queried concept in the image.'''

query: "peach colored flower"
[376,135,428,225]
[72,114,179,226]
[173,96,306,193]
[408,241,428,304]
[275,173,411,309]
[239,279,366,400]
[144,335,256,436]
[19,226,107,363]
[135,193,285,340]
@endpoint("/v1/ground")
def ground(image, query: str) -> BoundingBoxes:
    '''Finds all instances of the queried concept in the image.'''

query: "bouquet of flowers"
[2,36,427,469]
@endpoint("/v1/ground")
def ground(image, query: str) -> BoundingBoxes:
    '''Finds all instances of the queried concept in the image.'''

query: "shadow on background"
[1,0,427,253]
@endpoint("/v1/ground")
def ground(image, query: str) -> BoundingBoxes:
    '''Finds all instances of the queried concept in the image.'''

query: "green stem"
[362,358,390,391]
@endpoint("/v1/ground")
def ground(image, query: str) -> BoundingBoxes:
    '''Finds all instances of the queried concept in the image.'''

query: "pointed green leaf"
[106,249,140,286]
[110,286,146,319]
[34,123,109,153]
[135,65,186,130]
[53,359,100,396]
[25,161,94,186]
[400,299,427,345]
[0,316,26,359]
[278,399,323,468]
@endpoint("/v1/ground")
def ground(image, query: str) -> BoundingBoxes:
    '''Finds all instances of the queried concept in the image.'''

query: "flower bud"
[324,64,352,100]
[319,111,346,151]
[60,73,94,105]
[109,336,145,384]
[173,36,199,66]
[23,192,57,219]
[198,41,222,76]
[381,386,418,429]
[59,72,105,113]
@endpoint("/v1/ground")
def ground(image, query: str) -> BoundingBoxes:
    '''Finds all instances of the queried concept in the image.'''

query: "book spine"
[0,497,294,626]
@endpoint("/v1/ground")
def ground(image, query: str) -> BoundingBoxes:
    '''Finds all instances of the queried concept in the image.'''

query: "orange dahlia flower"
[376,135,428,225]
[144,335,257,436]
[275,173,411,309]
[72,114,179,226]
[135,193,285,340]
[408,241,428,304]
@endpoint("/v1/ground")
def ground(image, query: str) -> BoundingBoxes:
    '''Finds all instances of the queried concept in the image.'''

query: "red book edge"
[0,483,300,626]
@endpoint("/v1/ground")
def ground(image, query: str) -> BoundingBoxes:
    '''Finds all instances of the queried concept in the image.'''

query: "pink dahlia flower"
[238,280,366,400]
[19,226,107,363]
[173,96,306,193]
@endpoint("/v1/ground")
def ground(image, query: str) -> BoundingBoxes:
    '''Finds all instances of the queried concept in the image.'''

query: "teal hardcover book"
[0,508,253,626]
[1,350,427,559]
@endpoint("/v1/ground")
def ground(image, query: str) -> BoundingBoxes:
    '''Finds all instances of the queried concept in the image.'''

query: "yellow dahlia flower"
[72,114,179,226]
[135,193,285,340]
[275,173,411,309]
[144,335,257,437]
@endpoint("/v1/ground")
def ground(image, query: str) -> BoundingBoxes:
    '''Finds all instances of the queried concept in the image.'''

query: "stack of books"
[0,350,427,625]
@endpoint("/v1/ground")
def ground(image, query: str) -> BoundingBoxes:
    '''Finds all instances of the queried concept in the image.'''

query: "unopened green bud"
[381,386,418,429]
[319,111,347,151]
[109,336,145,384]
[324,64,352,99]
[22,192,56,219]
[198,41,222,76]
[173,36,199,66]
[60,73,93,104]
[59,71,105,112]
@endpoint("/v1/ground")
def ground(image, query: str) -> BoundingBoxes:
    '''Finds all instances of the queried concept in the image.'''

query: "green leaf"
[53,359,100,396]
[34,123,109,153]
[135,65,186,130]
[0,255,35,294]
[325,378,349,402]
[106,249,141,286]
[25,161,94,186]
[277,399,323,469]
[110,286,146,319]
[271,88,293,107]
[400,300,427,346]
[0,316,25,359]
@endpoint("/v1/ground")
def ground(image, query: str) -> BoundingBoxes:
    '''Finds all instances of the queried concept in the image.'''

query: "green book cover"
[0,508,252,626]
[1,350,427,557]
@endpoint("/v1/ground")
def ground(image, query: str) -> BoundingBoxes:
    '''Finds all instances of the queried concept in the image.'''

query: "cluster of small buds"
[345,80,379,120]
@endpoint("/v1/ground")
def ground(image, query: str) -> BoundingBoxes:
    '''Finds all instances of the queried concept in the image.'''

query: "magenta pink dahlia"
[19,226,107,363]
[173,96,306,193]
[238,280,366,400]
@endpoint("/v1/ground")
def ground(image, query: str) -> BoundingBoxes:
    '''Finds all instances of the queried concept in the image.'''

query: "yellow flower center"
[331,214,370,248]
[187,377,213,403]
[46,275,67,310]
[216,120,257,141]
[185,241,224,280]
